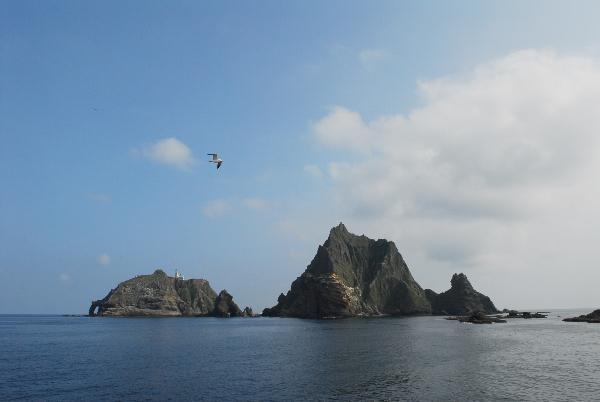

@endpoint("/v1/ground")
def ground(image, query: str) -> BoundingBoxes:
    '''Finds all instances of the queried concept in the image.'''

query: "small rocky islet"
[89,269,252,317]
[446,311,507,324]
[563,309,600,323]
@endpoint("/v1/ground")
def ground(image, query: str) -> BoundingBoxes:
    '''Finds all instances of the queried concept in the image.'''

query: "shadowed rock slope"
[425,273,498,315]
[563,310,600,323]
[89,269,248,317]
[263,223,431,318]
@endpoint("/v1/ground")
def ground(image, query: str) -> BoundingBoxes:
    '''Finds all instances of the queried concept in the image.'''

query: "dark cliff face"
[212,290,243,317]
[89,269,246,317]
[563,309,600,323]
[427,273,498,315]
[424,289,438,306]
[263,223,431,318]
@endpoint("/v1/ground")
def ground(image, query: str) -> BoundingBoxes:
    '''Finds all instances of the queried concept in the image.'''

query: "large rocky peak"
[450,273,474,292]
[427,272,497,315]
[263,223,431,318]
[89,269,250,317]
[308,223,411,289]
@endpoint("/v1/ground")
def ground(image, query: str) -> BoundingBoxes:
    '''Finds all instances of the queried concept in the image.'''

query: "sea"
[1,310,599,401]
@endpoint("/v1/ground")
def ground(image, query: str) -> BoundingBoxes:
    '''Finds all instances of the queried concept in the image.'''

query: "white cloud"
[303,164,324,179]
[242,197,271,211]
[316,50,600,220]
[59,273,71,282]
[97,253,111,266]
[311,49,600,308]
[202,199,230,218]
[134,137,195,169]
[313,106,372,151]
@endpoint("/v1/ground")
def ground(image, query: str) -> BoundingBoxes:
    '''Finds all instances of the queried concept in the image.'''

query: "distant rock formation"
[505,310,547,319]
[263,223,431,318]
[212,290,243,317]
[563,309,600,323]
[89,269,248,317]
[446,311,506,324]
[426,273,498,315]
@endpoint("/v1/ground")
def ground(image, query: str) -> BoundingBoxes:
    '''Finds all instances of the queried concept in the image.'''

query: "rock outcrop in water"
[212,290,243,317]
[426,273,498,315]
[262,223,431,318]
[505,310,547,319]
[563,309,600,323]
[446,311,506,324]
[89,269,248,317]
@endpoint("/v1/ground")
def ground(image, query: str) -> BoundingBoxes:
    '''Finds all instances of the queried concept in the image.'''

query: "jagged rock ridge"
[425,273,498,315]
[263,223,432,318]
[89,269,250,317]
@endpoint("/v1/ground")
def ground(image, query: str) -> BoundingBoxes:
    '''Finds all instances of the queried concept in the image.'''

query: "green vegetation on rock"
[263,223,432,318]
[89,270,246,317]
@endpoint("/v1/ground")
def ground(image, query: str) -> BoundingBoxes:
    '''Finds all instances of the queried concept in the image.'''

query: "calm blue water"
[1,311,599,401]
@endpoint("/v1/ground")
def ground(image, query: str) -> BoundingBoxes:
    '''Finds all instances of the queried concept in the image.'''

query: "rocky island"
[425,273,498,315]
[263,223,498,319]
[89,269,251,317]
[563,309,600,323]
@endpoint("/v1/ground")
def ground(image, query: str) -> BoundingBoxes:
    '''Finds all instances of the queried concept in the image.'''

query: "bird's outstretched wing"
[217,161,222,169]
[207,153,218,161]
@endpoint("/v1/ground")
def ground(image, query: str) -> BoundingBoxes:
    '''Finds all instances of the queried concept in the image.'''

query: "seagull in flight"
[207,153,223,169]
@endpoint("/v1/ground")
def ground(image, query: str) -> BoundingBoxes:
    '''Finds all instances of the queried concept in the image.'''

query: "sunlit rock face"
[89,269,245,317]
[263,223,432,318]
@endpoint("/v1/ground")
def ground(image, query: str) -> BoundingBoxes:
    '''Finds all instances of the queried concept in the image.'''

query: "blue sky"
[3,1,600,313]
